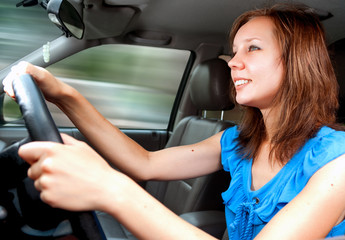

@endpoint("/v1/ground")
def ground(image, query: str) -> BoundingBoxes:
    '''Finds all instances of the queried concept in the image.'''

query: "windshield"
[0,0,62,70]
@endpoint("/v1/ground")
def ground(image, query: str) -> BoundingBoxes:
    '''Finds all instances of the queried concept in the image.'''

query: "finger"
[18,141,60,165]
[33,174,52,192]
[22,62,50,85]
[3,71,17,98]
[11,61,29,74]
[28,65,48,81]
[10,61,46,86]
[27,157,53,180]
[60,133,80,145]
[34,178,42,191]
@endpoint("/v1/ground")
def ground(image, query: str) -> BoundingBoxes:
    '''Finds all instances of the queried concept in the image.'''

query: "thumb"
[60,133,80,146]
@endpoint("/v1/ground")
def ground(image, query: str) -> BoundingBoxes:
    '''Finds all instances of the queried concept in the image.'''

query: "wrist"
[53,83,83,115]
[95,169,134,214]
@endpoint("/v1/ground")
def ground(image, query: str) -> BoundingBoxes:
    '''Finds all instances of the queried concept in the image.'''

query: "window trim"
[167,51,196,132]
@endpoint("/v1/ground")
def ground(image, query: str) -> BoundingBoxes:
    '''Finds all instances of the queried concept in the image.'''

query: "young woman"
[4,3,345,240]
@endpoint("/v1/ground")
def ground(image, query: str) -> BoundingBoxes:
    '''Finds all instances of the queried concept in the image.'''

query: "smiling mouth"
[234,79,251,87]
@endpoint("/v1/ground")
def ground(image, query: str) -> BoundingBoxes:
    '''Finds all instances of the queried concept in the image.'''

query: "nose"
[228,53,244,70]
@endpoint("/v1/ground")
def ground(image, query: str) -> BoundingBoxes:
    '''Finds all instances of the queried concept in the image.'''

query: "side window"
[46,44,190,129]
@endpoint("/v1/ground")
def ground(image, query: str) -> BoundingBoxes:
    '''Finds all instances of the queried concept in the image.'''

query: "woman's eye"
[248,45,260,52]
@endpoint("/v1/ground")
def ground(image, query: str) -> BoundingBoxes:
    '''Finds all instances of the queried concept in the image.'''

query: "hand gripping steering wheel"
[1,74,105,239]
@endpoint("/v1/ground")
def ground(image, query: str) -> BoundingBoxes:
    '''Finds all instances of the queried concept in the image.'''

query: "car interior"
[0,0,344,239]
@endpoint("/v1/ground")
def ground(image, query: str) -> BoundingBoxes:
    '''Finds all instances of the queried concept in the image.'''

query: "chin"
[236,98,253,107]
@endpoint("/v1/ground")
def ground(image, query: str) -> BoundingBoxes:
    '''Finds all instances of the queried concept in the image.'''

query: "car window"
[0,0,61,70]
[46,45,191,129]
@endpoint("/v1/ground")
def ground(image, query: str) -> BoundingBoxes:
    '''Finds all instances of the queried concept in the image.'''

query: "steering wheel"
[0,74,105,239]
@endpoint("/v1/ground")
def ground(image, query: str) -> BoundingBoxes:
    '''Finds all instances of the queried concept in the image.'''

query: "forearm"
[54,85,151,180]
[52,85,223,182]
[100,172,217,240]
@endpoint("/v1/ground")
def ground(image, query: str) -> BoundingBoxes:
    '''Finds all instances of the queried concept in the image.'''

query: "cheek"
[271,62,285,87]
[250,60,284,102]
[264,64,284,102]
[258,59,284,86]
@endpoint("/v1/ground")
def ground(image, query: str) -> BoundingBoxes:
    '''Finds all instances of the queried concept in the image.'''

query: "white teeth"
[235,80,249,87]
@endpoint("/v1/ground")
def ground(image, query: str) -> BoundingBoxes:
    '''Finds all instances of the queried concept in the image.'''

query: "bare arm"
[102,170,219,240]
[52,84,223,181]
[3,62,223,181]
[19,135,218,240]
[255,154,345,239]
[7,62,223,240]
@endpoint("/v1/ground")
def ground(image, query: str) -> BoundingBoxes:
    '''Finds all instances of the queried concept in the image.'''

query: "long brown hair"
[229,4,343,164]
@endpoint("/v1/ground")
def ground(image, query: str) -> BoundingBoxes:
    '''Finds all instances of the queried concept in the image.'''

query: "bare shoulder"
[256,154,345,239]
[308,153,345,203]
[311,153,345,187]
[303,153,345,227]
[294,153,345,234]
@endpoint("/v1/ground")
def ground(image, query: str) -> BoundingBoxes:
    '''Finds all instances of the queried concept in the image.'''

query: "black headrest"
[329,38,345,122]
[189,58,234,111]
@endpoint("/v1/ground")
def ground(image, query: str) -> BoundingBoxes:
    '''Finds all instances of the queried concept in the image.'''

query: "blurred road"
[48,77,173,129]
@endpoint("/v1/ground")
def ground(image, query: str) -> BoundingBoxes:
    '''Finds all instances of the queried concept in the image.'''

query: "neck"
[260,107,279,142]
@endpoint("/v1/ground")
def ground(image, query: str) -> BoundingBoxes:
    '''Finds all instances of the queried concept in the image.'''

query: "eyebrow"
[244,37,262,42]
[232,37,262,49]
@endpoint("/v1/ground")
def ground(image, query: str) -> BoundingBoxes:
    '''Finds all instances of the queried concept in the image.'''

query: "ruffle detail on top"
[221,127,259,239]
[220,126,345,239]
[221,127,248,220]
[222,171,257,240]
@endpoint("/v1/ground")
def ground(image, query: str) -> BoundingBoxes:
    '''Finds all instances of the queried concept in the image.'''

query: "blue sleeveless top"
[221,126,345,239]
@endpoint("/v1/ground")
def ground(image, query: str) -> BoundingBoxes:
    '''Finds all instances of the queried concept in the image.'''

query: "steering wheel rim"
[13,74,62,143]
[10,74,105,240]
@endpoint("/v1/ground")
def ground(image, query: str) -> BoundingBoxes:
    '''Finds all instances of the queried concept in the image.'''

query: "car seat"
[145,58,234,215]
[98,58,235,239]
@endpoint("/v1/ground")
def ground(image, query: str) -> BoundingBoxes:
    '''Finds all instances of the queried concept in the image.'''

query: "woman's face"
[228,16,284,111]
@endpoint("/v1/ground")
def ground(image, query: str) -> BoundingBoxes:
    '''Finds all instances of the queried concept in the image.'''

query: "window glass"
[3,94,22,122]
[0,0,61,70]
[47,45,190,129]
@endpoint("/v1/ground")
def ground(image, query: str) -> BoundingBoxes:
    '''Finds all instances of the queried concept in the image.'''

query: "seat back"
[146,58,235,215]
